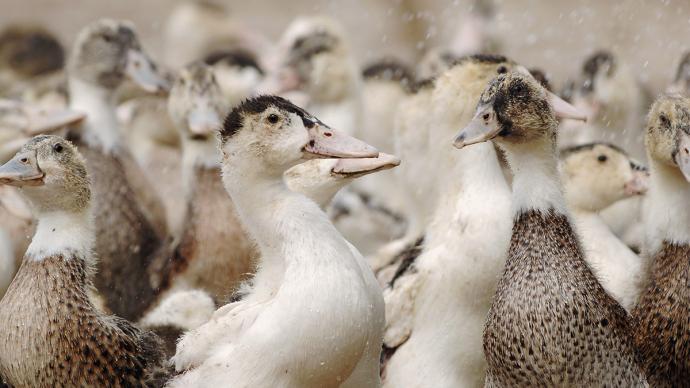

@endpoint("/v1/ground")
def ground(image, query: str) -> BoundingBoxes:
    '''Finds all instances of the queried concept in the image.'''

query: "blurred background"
[3,0,690,91]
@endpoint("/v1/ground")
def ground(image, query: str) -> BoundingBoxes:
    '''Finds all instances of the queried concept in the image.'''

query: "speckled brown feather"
[0,252,169,388]
[78,143,162,321]
[160,166,255,303]
[483,209,646,387]
[633,241,690,387]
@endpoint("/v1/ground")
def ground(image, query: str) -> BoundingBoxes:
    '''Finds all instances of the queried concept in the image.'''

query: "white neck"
[222,162,356,299]
[69,77,121,152]
[501,137,568,214]
[26,209,94,260]
[644,159,690,254]
[182,138,221,191]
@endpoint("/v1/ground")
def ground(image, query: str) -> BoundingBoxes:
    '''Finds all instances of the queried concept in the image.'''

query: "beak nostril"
[483,113,490,121]
[324,132,332,137]
[20,158,28,164]
[309,140,315,147]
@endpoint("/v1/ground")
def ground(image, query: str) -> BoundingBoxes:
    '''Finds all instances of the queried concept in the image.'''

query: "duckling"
[0,135,169,387]
[561,143,648,311]
[453,72,646,386]
[67,19,171,320]
[667,51,690,95]
[0,25,65,100]
[415,48,457,81]
[633,94,690,386]
[381,55,517,388]
[161,62,255,302]
[170,95,382,387]
[276,16,362,136]
[203,49,265,107]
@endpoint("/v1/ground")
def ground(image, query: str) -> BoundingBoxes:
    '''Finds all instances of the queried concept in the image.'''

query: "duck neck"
[26,207,94,262]
[182,137,221,194]
[68,77,121,152]
[500,135,567,215]
[644,158,690,254]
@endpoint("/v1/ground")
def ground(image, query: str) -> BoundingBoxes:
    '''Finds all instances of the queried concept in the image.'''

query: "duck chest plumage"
[78,144,162,321]
[483,209,646,387]
[633,241,690,386]
[0,253,168,388]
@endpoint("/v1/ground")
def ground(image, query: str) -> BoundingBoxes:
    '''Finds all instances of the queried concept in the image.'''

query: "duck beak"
[126,49,171,95]
[0,151,44,187]
[187,106,221,138]
[548,90,588,122]
[675,131,690,182]
[332,152,401,178]
[304,124,379,159]
[453,105,501,149]
[0,137,29,163]
[22,107,87,135]
[624,169,649,196]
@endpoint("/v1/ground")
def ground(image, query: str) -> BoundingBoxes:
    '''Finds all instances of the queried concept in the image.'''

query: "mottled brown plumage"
[0,253,169,388]
[484,210,645,387]
[78,144,162,320]
[162,166,255,303]
[633,242,690,387]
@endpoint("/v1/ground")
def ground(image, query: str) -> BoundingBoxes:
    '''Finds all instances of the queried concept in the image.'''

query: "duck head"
[0,135,89,214]
[0,24,65,78]
[275,17,355,102]
[203,49,264,107]
[561,142,648,212]
[168,62,224,142]
[219,95,378,176]
[453,71,587,149]
[69,19,169,94]
[285,153,400,208]
[645,94,690,182]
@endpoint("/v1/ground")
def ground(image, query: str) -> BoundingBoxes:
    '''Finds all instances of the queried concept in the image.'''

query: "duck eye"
[497,66,508,74]
[267,114,280,124]
[53,143,64,153]
[102,35,114,43]
[659,114,670,127]
[597,154,607,163]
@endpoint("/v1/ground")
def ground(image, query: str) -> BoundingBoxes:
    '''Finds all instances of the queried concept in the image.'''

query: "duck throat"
[26,209,94,261]
[499,137,567,215]
[182,138,221,192]
[69,77,121,152]
[644,159,690,255]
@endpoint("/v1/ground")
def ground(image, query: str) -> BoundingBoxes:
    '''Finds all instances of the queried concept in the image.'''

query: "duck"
[380,55,516,388]
[159,61,255,303]
[448,0,502,57]
[453,71,647,386]
[169,95,383,388]
[0,135,169,387]
[560,142,648,311]
[666,51,690,95]
[66,19,171,320]
[203,49,265,107]
[632,94,690,386]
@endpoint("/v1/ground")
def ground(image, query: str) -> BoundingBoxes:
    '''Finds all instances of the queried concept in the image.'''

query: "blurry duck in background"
[633,94,690,386]
[66,19,171,320]
[667,51,690,95]
[561,142,648,311]
[159,62,255,303]
[163,0,271,70]
[0,135,170,387]
[170,96,383,388]
[454,71,645,386]
[203,49,265,107]
[448,0,502,57]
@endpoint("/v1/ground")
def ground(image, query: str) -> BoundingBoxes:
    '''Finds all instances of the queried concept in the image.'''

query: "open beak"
[624,169,649,196]
[453,105,502,149]
[187,106,221,139]
[126,49,171,95]
[332,152,400,178]
[303,124,379,159]
[0,151,44,187]
[675,132,690,182]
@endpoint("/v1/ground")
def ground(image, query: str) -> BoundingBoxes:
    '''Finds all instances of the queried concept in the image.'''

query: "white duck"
[203,49,265,108]
[169,95,383,388]
[380,55,518,388]
[560,142,648,311]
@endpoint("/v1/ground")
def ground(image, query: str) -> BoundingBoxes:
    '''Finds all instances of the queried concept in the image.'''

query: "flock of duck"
[0,2,689,387]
